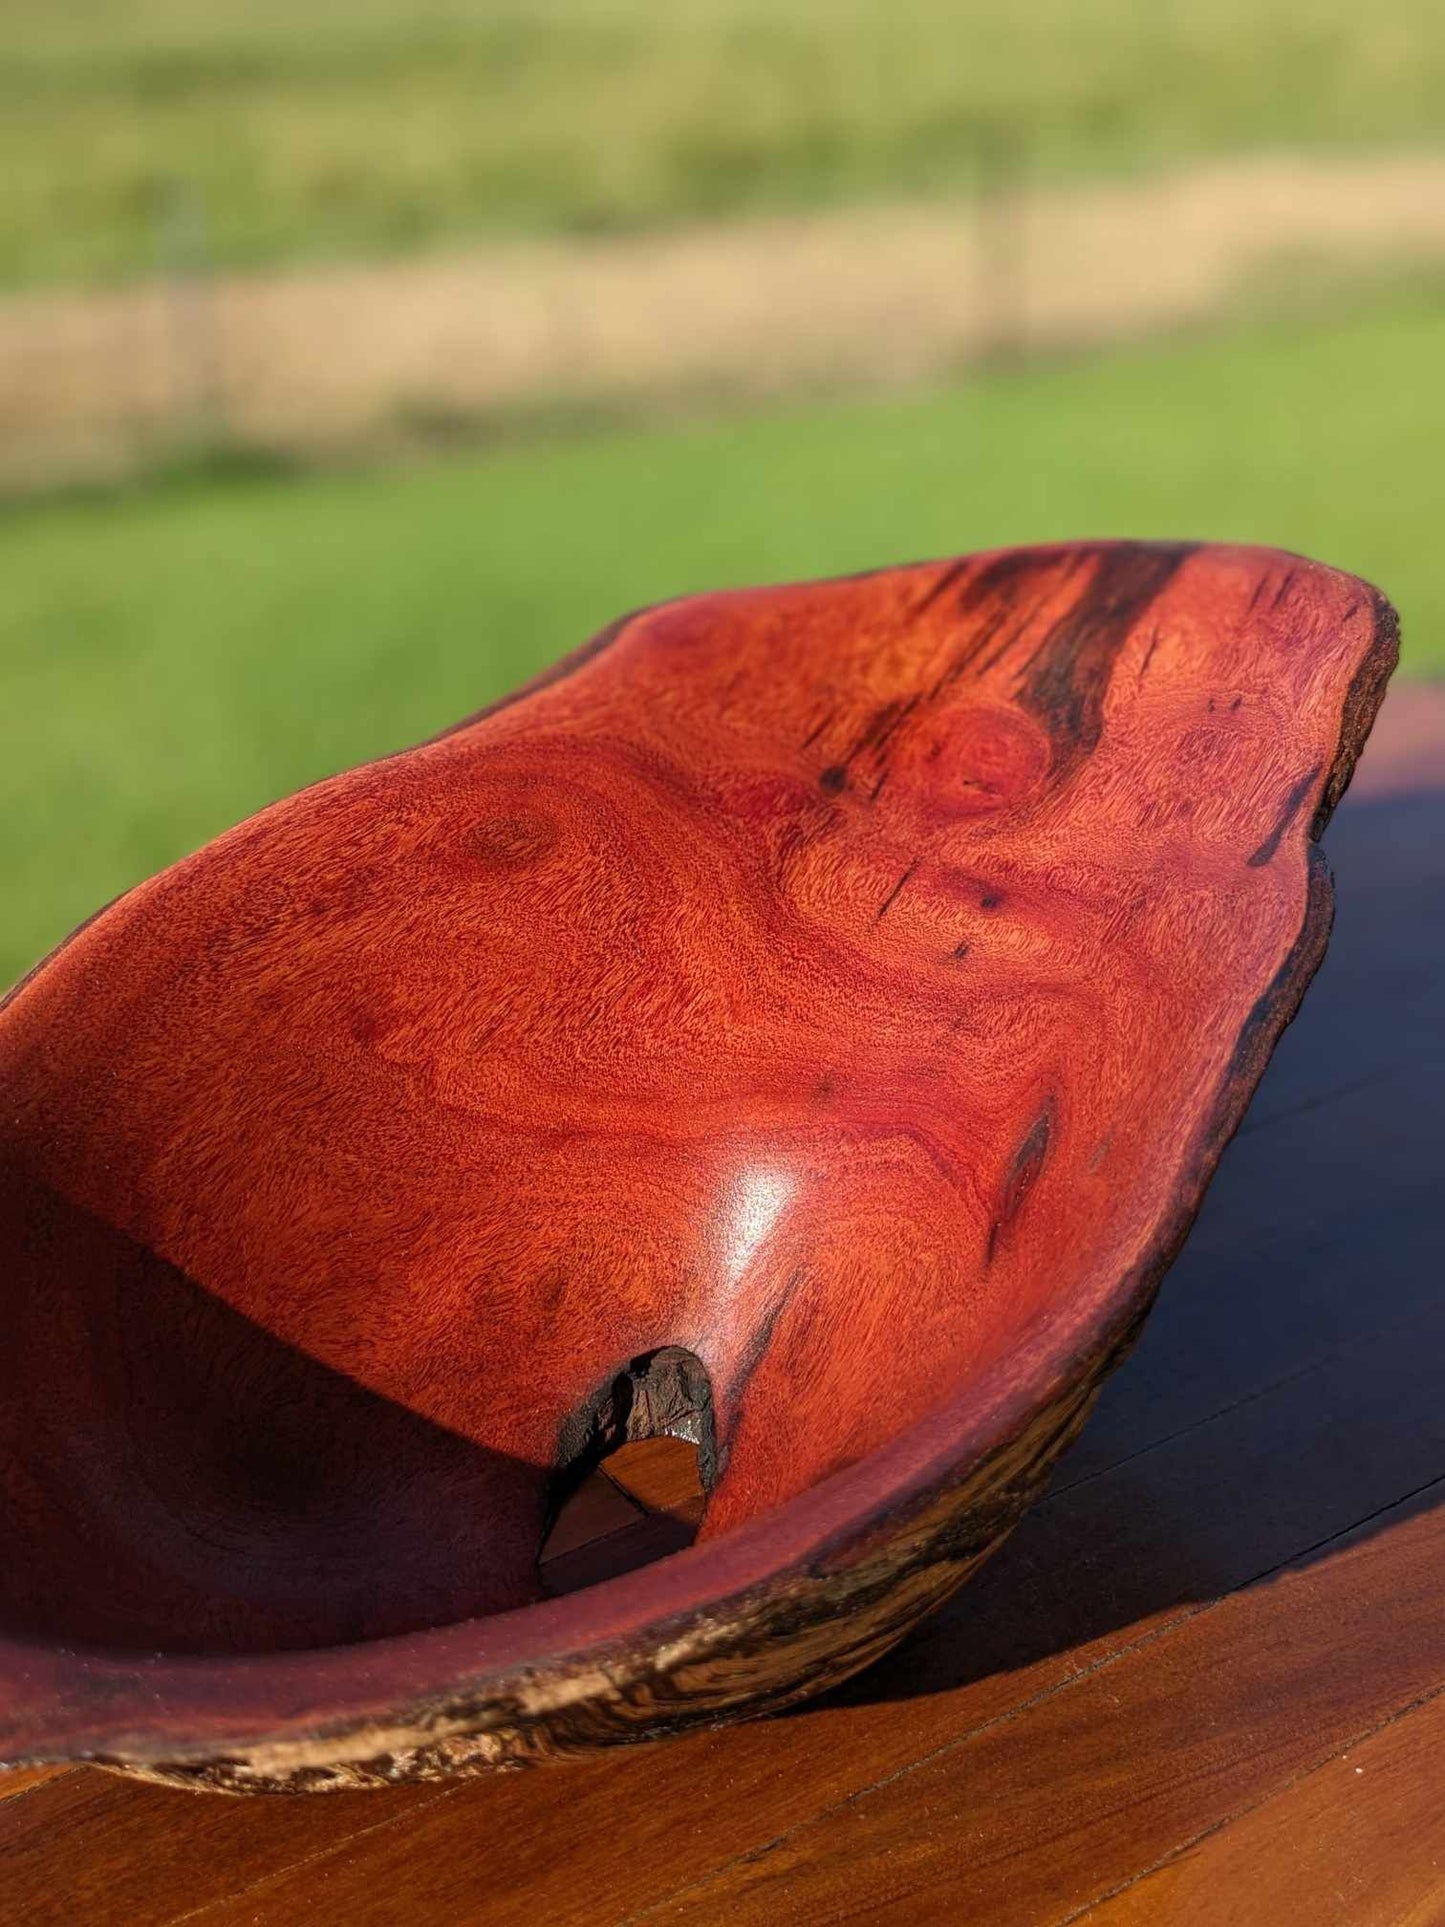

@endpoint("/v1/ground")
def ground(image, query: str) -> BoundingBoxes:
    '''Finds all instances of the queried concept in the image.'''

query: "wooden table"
[4,681,1444,1927]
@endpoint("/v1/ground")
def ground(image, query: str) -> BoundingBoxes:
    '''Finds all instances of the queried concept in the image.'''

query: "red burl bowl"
[0,542,1394,1792]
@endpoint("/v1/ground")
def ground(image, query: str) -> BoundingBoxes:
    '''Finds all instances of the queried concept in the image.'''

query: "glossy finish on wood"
[0,682,1440,1912]
[1082,1687,1445,1927]
[0,542,1394,1789]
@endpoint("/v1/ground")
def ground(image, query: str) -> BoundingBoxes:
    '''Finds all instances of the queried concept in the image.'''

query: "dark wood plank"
[1081,1685,1445,1926]
[539,1507,698,1597]
[539,1440,706,1593]
[537,1466,647,1565]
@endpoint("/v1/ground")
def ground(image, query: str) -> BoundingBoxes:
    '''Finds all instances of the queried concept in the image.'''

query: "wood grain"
[1082,1684,1445,1927]
[0,542,1395,1786]
[0,1766,69,1803]
[0,682,1440,1915]
[638,1492,1445,1925]
[538,1439,705,1596]
[0,1767,449,1925]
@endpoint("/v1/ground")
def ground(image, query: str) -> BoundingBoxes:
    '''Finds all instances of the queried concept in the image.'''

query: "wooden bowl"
[0,542,1394,1793]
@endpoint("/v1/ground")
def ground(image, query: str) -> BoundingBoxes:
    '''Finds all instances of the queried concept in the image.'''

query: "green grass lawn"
[2,290,1440,987]
[4,0,1445,287]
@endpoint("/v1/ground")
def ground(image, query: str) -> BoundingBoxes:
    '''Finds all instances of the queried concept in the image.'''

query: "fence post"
[156,176,226,458]
[975,117,1028,368]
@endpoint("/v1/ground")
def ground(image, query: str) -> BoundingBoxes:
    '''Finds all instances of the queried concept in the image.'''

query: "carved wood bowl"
[0,542,1394,1793]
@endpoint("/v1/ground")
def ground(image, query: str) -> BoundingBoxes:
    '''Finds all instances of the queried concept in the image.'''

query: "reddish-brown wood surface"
[0,680,1441,1917]
[0,542,1396,1786]
[1082,1687,1445,1927]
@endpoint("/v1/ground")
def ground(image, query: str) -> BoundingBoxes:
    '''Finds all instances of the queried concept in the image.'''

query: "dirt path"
[4,150,1445,487]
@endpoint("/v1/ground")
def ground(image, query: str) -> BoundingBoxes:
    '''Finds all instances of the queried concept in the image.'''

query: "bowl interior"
[0,1150,1047,1655]
[0,543,1382,1659]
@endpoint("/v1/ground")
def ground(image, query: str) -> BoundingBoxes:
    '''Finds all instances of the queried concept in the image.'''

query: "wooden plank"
[540,1441,706,1593]
[602,1437,706,1522]
[538,1466,647,1565]
[1058,1070,1445,1490]
[640,1491,1445,1925]
[539,1506,698,1597]
[0,1772,447,1927]
[1079,1685,1445,1927]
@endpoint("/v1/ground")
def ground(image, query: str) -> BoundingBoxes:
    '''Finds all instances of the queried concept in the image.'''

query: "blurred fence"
[3,151,1445,492]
